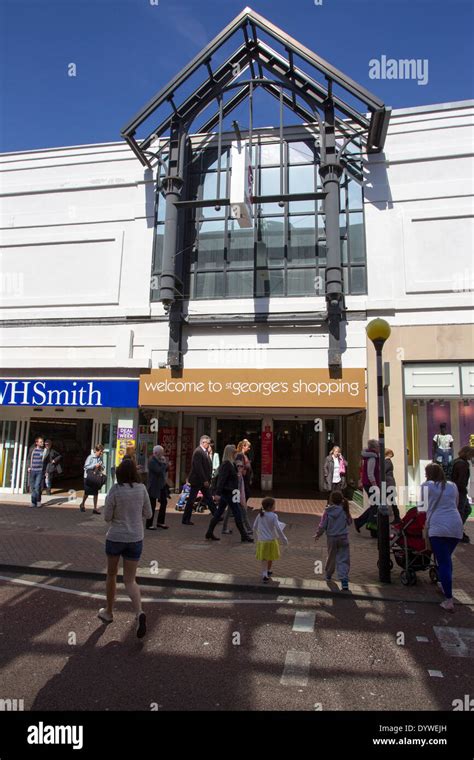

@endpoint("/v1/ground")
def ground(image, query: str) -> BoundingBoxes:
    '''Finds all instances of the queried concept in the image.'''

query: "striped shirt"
[30,448,44,471]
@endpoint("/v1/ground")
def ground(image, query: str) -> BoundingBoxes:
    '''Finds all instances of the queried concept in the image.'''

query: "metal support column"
[159,119,186,369]
[319,96,344,369]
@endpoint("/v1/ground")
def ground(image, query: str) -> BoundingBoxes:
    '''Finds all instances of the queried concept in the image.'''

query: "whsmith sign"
[0,380,139,408]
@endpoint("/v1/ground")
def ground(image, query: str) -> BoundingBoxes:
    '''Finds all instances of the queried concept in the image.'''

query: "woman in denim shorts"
[98,458,152,638]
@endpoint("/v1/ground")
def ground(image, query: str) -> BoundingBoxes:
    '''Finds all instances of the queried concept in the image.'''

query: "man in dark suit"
[182,435,216,525]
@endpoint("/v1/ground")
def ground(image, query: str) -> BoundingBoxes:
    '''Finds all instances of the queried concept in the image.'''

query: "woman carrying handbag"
[80,444,106,514]
[420,463,463,612]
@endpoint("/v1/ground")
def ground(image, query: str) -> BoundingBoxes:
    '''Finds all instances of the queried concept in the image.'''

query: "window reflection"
[153,141,367,300]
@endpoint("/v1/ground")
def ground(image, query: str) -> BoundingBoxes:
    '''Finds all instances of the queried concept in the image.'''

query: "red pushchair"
[390,508,439,586]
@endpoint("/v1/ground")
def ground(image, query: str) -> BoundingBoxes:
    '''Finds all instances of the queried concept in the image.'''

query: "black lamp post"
[366,318,392,584]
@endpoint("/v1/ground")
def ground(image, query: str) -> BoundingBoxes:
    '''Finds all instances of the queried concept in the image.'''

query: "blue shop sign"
[0,380,139,408]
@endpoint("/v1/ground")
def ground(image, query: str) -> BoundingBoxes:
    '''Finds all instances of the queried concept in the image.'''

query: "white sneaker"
[440,599,454,613]
[98,608,113,623]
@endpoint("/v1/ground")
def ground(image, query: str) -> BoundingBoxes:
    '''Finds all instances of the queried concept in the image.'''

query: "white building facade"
[0,100,473,499]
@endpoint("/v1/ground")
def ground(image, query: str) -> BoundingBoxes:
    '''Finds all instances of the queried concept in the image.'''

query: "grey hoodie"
[316,504,352,538]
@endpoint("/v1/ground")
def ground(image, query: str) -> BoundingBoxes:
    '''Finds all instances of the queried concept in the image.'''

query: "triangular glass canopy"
[121,6,390,168]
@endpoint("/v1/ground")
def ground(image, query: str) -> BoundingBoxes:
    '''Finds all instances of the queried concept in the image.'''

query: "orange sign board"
[139,369,366,408]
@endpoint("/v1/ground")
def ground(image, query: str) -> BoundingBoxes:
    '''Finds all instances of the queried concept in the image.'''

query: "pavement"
[0,494,473,605]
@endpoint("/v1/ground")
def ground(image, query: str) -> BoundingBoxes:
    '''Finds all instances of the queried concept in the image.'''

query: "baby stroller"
[175,483,206,513]
[390,507,439,586]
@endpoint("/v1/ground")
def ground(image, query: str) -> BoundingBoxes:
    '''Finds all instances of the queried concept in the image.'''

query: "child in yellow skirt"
[253,497,288,582]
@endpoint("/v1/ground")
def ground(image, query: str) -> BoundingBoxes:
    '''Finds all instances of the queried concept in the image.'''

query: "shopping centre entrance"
[273,420,319,495]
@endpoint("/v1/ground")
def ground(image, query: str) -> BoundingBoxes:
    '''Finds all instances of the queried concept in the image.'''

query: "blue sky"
[0,0,473,152]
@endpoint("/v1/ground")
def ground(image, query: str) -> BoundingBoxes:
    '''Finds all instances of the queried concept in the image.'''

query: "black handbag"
[86,471,106,489]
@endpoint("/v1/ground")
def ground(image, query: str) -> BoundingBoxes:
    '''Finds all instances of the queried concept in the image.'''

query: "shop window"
[0,420,17,489]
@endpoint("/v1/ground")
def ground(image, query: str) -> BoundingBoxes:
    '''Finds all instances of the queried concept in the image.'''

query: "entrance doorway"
[28,418,93,493]
[273,420,319,495]
[216,418,261,485]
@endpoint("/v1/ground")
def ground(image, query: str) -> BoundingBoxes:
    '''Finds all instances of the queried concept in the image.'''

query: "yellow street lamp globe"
[366,318,391,343]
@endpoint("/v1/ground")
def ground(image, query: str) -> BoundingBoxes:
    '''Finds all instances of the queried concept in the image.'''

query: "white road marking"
[404,609,415,614]
[0,575,285,604]
[428,670,444,678]
[416,636,429,642]
[292,611,316,632]
[433,626,474,658]
[280,650,311,687]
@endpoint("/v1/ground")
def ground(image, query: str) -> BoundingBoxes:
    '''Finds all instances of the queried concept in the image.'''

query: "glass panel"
[156,193,166,223]
[350,267,367,294]
[288,216,316,266]
[348,180,363,209]
[259,167,283,213]
[289,165,315,212]
[227,270,254,297]
[205,148,229,171]
[342,267,349,294]
[256,269,284,297]
[287,268,317,295]
[348,212,365,262]
[200,172,227,219]
[259,143,281,166]
[257,218,285,268]
[0,420,17,488]
[196,220,225,270]
[154,224,164,272]
[317,240,327,264]
[195,271,224,299]
[341,238,348,265]
[228,223,254,269]
[288,141,315,164]
[339,185,346,212]
[339,213,347,239]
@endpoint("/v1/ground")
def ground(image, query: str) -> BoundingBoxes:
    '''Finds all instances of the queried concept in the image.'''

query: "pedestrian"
[146,445,169,530]
[323,445,348,492]
[209,439,220,480]
[420,463,463,612]
[235,439,253,504]
[451,446,473,544]
[27,436,45,508]
[223,453,254,536]
[43,439,62,495]
[79,444,105,514]
[253,497,288,583]
[315,491,352,591]
[182,435,216,525]
[98,458,152,638]
[354,439,380,536]
[205,445,254,543]
[385,449,401,524]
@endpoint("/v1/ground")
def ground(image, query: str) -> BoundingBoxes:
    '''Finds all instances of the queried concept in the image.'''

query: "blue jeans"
[30,470,43,506]
[430,536,459,599]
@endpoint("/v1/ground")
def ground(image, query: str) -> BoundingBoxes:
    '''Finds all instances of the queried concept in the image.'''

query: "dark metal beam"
[245,7,385,112]
[121,6,253,135]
